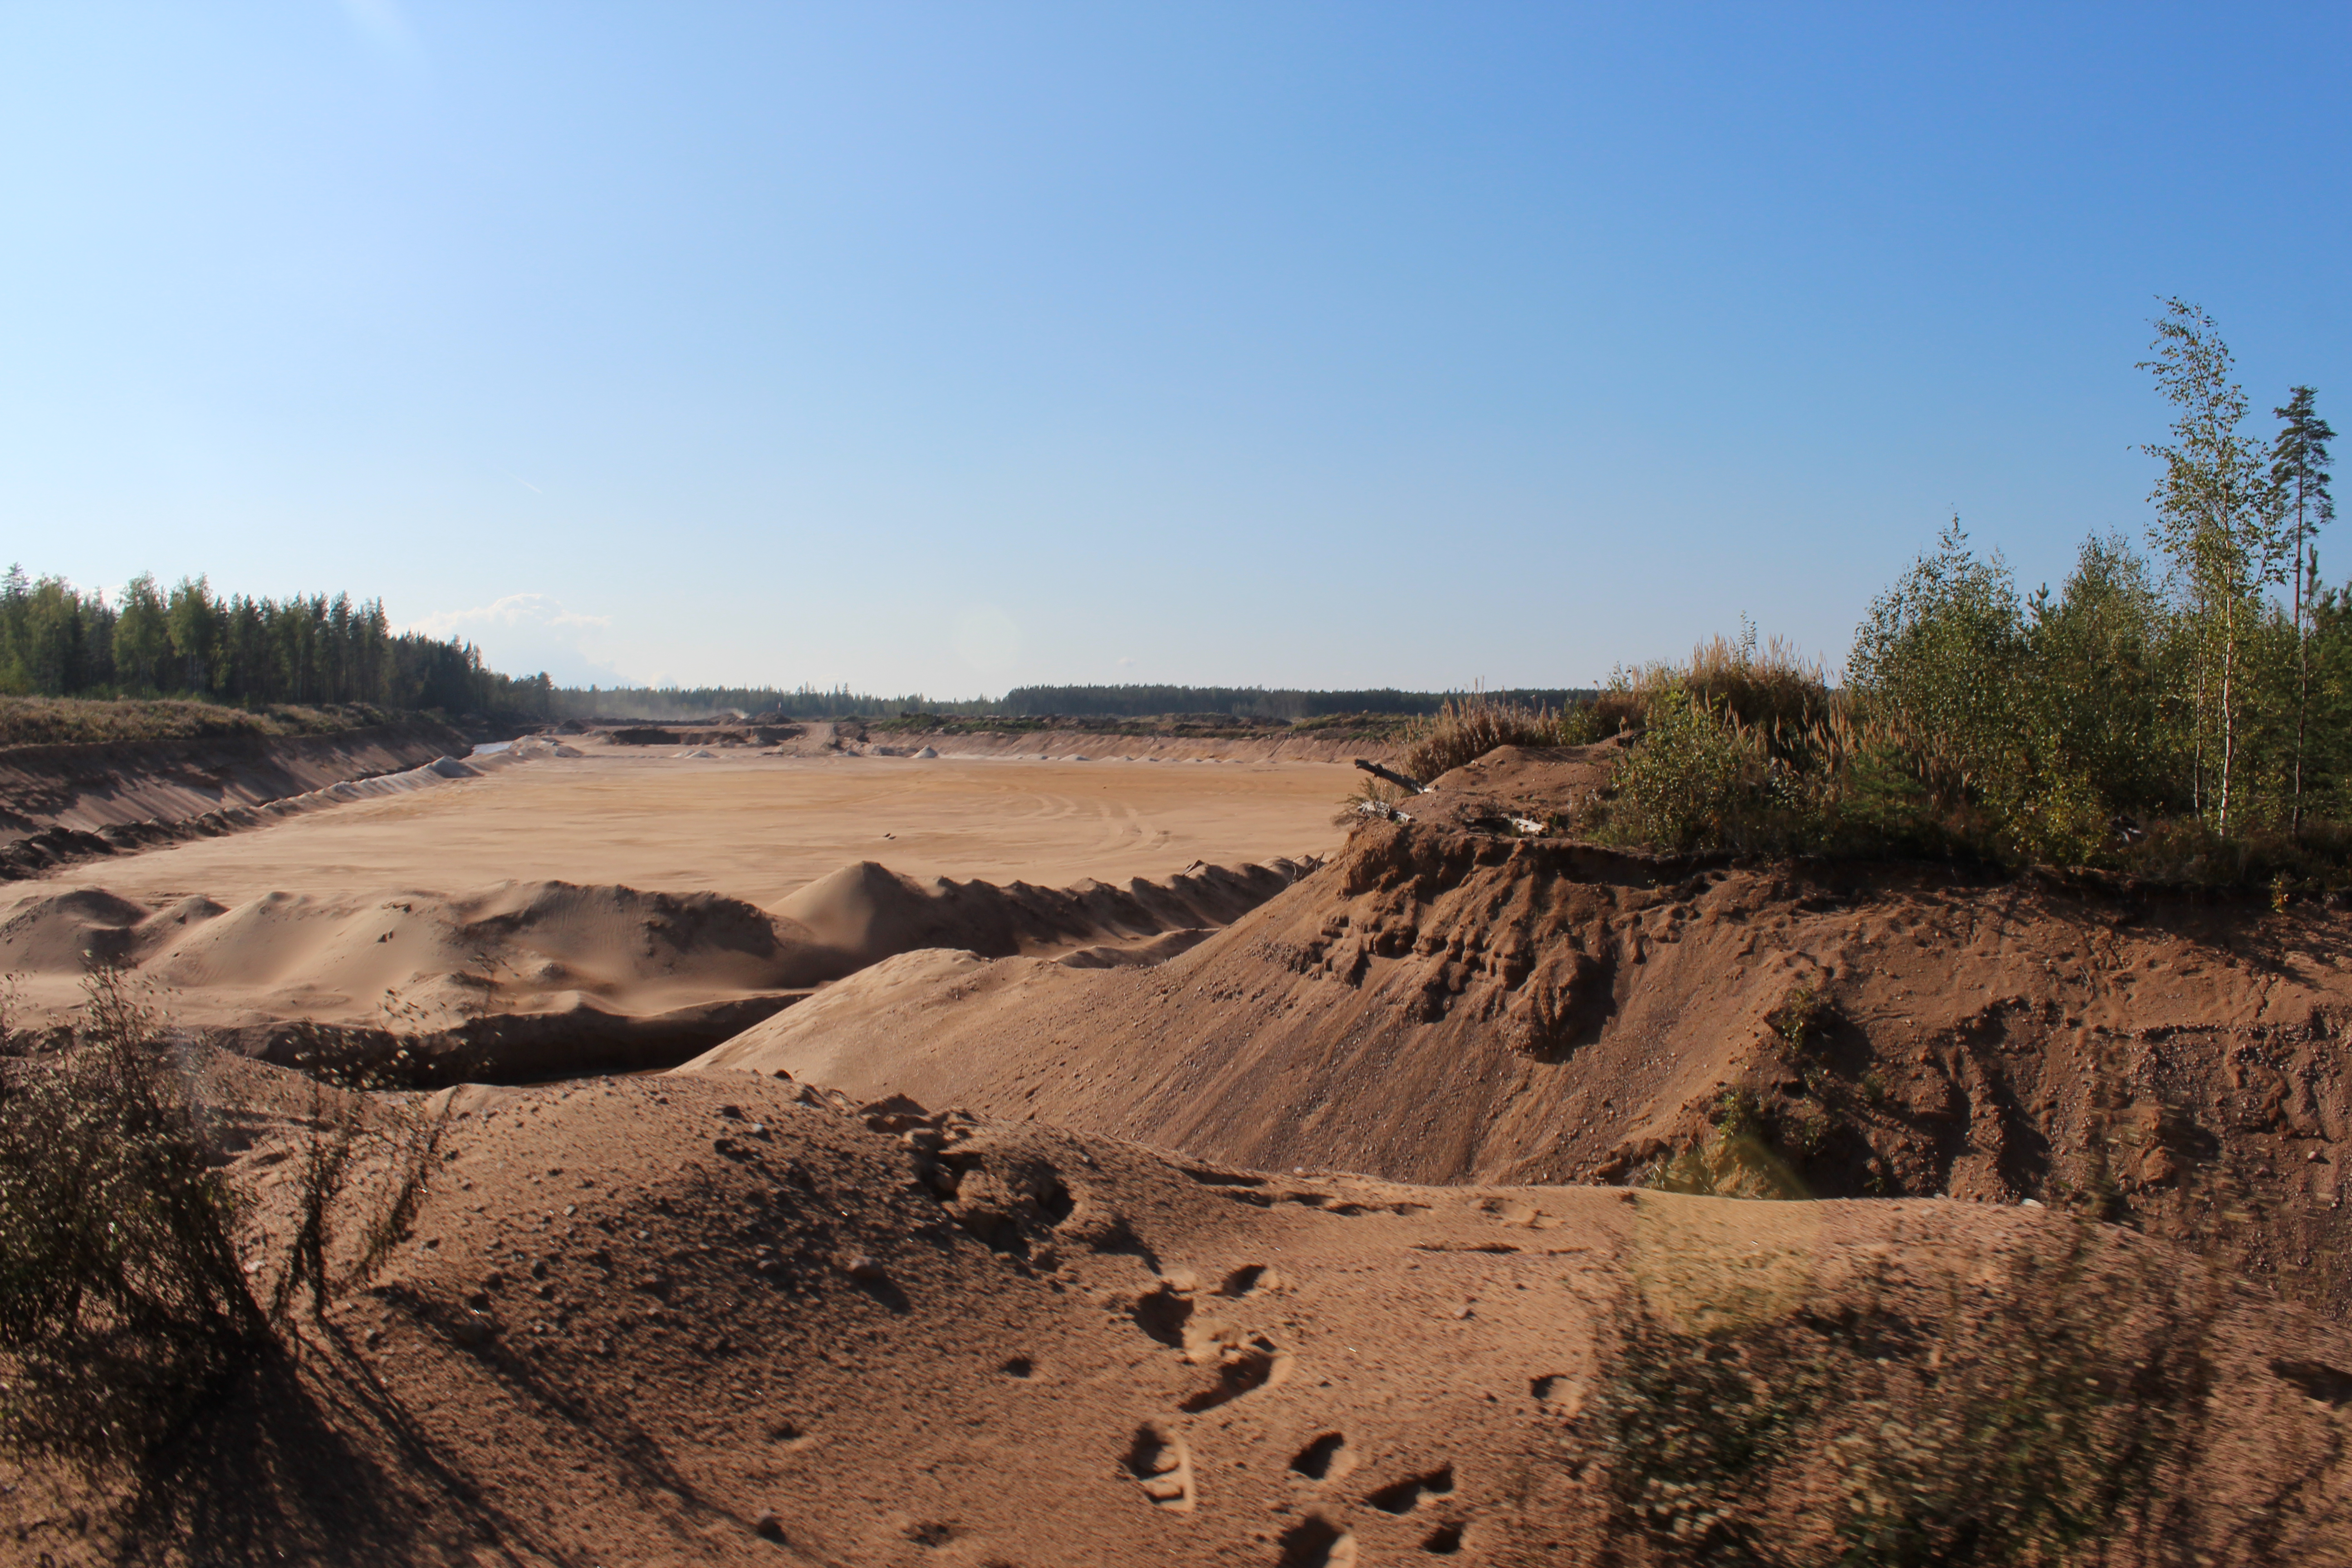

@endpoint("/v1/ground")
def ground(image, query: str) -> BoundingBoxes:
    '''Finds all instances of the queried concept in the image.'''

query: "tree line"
[0,570,550,715]
[1607,299,2340,877]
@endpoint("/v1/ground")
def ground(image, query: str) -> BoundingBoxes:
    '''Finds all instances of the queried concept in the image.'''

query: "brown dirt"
[689,811,2352,1323]
[16,741,2352,1563]
[5,1061,2348,1566]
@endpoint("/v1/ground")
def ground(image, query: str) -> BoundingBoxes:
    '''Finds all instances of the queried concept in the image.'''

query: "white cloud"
[407,592,610,640]
[408,593,625,686]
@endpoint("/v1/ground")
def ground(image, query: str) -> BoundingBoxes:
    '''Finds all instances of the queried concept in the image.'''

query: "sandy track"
[59,752,1351,910]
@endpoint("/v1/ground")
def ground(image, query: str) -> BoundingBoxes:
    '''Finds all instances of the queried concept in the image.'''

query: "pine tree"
[2272,386,2337,827]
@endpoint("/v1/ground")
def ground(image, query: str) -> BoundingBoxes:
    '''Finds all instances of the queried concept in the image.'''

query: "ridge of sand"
[685,815,2352,1320]
[0,859,1314,1082]
[8,1059,2344,1564]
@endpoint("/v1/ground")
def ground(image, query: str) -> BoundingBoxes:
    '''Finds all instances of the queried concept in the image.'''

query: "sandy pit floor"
[0,753,1350,1033]
[64,751,1352,910]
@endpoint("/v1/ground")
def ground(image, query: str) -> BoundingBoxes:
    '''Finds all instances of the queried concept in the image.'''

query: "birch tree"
[2139,299,2288,835]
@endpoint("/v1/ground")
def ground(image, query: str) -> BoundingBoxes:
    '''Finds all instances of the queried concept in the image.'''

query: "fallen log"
[1352,757,1428,794]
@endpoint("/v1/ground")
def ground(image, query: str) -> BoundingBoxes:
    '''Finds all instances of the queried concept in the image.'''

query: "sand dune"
[1,854,1313,1083]
[11,1061,2345,1564]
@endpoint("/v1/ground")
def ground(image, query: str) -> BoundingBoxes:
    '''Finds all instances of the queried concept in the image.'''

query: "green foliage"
[1578,1218,2214,1565]
[1603,686,1784,853]
[0,564,546,715]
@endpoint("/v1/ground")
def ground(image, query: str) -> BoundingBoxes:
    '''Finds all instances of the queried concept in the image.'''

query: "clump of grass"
[1646,1089,1812,1200]
[1767,981,1831,1051]
[1333,776,1415,826]
[1400,694,1577,780]
[1575,1214,2215,1564]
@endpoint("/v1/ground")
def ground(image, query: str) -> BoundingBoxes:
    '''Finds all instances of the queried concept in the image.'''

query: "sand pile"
[8,1059,2345,1565]
[0,859,1312,1082]
[688,813,2352,1319]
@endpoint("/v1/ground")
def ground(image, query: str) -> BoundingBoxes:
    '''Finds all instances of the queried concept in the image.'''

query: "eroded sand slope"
[7,1063,2344,1566]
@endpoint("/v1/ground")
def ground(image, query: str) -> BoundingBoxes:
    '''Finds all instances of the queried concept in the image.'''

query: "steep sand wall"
[690,818,2352,1320]
[0,720,474,836]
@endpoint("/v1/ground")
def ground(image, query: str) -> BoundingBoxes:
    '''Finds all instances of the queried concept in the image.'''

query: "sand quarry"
[8,730,2352,1563]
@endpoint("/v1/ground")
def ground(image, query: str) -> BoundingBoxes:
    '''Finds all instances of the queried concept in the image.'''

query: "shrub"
[1602,686,1782,852]
[0,972,265,1459]
[0,973,446,1463]
[1576,1213,2214,1564]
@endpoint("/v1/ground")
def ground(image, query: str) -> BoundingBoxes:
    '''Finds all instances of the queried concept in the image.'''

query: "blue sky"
[3,4,2347,693]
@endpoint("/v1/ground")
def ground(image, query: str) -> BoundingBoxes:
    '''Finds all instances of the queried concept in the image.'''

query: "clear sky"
[4,4,2347,694]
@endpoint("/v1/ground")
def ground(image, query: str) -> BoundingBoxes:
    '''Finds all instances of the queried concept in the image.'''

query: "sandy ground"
[67,752,1349,911]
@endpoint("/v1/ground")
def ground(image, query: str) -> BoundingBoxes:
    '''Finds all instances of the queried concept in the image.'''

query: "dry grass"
[1400,695,1574,781]
[0,973,445,1465]
[0,696,387,750]
[1607,631,1838,736]
[1576,1211,2216,1564]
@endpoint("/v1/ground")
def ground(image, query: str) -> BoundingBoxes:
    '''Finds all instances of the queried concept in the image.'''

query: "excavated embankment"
[692,817,2352,1320]
[0,720,475,880]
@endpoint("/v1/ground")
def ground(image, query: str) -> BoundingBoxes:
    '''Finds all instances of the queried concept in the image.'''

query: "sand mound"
[688,819,2352,1320]
[11,1060,2344,1564]
[3,858,1313,1082]
[778,858,1311,967]
[911,745,938,758]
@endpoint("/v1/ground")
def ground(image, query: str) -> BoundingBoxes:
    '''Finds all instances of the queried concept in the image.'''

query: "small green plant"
[1574,1215,2215,1565]
[1769,981,1831,1051]
[1859,1069,1889,1107]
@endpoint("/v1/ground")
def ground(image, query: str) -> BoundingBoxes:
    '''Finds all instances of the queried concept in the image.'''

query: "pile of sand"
[8,1062,2344,1565]
[685,813,2352,1321]
[0,858,1313,1081]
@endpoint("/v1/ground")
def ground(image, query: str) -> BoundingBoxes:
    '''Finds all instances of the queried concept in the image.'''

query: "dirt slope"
[7,1063,2347,1566]
[0,721,482,881]
[0,860,1310,1082]
[686,818,2352,1318]
[0,720,473,836]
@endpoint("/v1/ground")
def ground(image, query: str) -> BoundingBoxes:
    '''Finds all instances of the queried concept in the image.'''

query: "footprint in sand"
[1364,1463,1455,1514]
[1275,1512,1357,1567]
[1288,1431,1355,1483]
[1125,1421,1196,1513]
[1178,1333,1289,1412]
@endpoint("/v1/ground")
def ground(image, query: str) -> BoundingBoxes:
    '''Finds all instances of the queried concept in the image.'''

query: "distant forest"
[554,683,1597,721]
[0,575,1595,724]
[995,685,1596,719]
[0,568,550,714]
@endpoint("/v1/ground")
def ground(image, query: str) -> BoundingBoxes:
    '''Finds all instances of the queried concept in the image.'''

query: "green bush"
[1603,686,1788,852]
[1577,1215,2214,1565]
